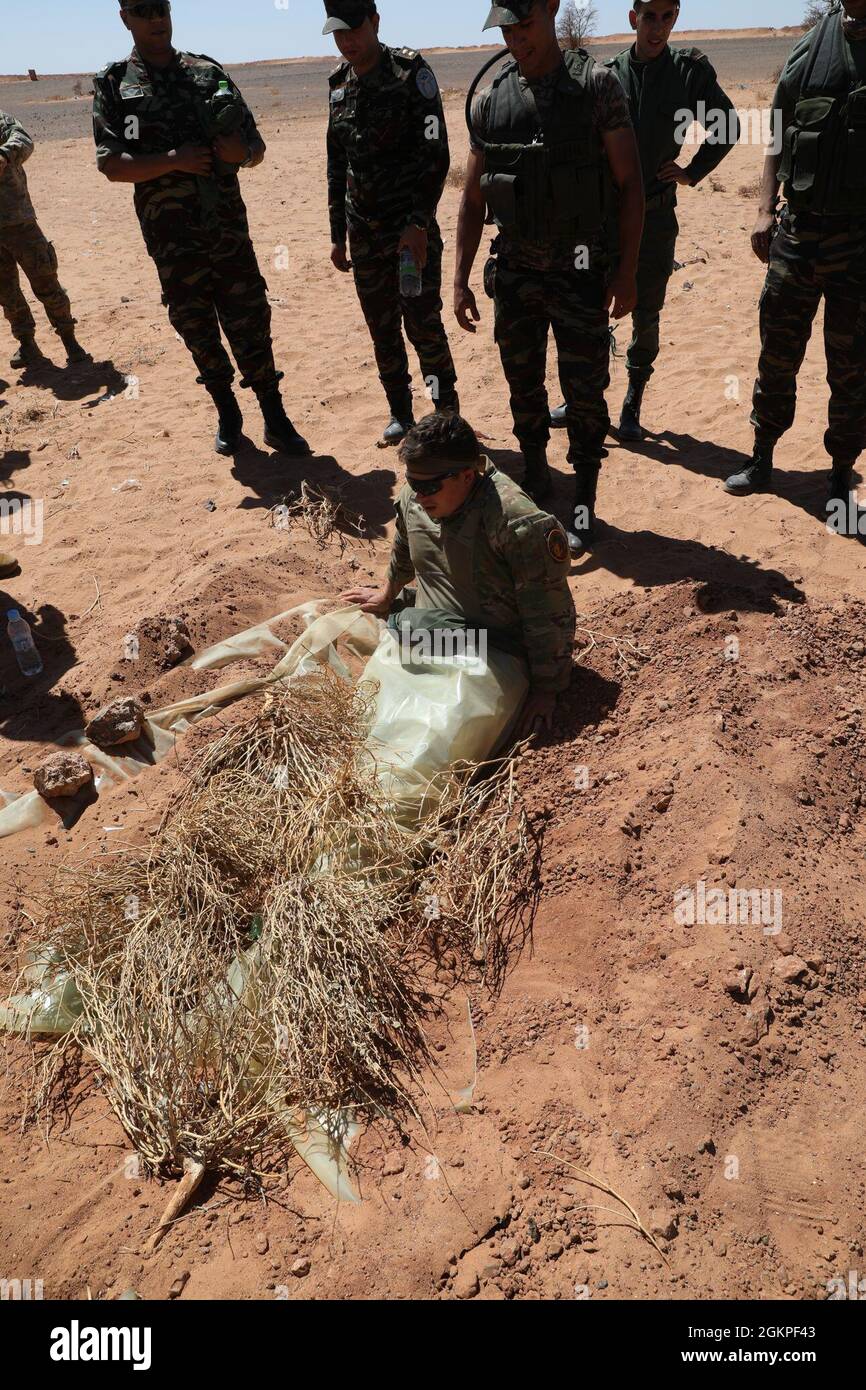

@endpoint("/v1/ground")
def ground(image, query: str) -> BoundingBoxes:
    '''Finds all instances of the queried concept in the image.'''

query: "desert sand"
[1,36,865,1302]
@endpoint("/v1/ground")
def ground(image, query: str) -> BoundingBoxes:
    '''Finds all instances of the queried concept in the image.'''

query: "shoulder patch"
[546,522,569,565]
[329,60,352,86]
[416,66,439,101]
[95,58,126,81]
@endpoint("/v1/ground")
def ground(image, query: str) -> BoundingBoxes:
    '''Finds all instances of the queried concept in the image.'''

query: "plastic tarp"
[1,600,529,1200]
[1,600,528,835]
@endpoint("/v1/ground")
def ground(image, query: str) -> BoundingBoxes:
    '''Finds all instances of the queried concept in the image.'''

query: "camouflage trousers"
[348,217,457,415]
[751,211,866,463]
[625,206,679,382]
[0,219,75,341]
[151,216,278,393]
[492,254,611,472]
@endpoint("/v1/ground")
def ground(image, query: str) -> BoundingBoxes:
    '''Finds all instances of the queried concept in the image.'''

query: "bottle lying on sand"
[7,609,43,677]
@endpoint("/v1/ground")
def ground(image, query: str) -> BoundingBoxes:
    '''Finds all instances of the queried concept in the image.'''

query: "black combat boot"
[207,383,244,456]
[522,445,555,506]
[382,391,415,446]
[10,335,41,369]
[435,388,460,417]
[550,402,568,429]
[825,462,865,541]
[566,467,600,558]
[724,442,775,494]
[59,330,91,365]
[618,373,648,442]
[258,386,312,457]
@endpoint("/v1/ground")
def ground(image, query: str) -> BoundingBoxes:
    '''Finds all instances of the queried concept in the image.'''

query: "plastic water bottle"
[7,609,43,677]
[399,246,423,298]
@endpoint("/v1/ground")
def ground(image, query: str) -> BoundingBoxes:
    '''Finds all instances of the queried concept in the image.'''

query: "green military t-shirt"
[386,461,576,693]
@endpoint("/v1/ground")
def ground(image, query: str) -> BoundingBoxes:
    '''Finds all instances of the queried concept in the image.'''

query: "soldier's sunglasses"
[123,2,171,18]
[407,468,466,497]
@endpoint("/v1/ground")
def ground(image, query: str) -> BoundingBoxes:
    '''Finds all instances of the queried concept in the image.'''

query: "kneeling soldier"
[341,411,577,737]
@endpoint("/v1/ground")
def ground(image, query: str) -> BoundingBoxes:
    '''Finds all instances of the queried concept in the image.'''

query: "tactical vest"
[606,47,695,206]
[777,12,866,215]
[476,49,610,243]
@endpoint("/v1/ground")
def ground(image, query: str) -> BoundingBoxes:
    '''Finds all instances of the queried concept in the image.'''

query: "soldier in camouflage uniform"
[93,0,310,458]
[551,0,740,439]
[0,109,89,369]
[341,411,576,735]
[325,0,458,445]
[726,1,866,533]
[455,0,644,559]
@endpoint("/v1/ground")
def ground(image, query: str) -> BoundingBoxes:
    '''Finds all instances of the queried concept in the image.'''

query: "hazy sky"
[9,0,809,74]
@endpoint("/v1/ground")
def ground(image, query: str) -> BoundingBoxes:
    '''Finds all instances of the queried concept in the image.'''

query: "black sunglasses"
[407,468,466,497]
[123,1,171,19]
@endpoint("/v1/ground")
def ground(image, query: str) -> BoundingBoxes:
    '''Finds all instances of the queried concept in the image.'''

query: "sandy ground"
[2,38,866,1302]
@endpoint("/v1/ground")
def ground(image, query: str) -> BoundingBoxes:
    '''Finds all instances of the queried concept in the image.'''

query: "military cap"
[483,1,538,29]
[322,0,376,33]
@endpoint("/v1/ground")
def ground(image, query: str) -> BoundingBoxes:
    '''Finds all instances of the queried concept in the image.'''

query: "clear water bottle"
[7,609,43,677]
[399,246,423,298]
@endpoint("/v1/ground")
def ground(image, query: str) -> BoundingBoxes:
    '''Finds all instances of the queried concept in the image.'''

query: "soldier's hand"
[657,160,692,187]
[751,211,776,264]
[398,224,428,269]
[517,690,557,741]
[339,585,392,616]
[604,269,638,320]
[171,144,214,175]
[213,133,250,165]
[454,282,480,333]
[331,242,352,273]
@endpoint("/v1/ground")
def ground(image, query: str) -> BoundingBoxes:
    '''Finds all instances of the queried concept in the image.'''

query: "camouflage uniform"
[750,16,866,465]
[605,46,739,381]
[470,56,631,474]
[386,460,576,692]
[0,109,76,343]
[92,49,279,392]
[327,45,457,415]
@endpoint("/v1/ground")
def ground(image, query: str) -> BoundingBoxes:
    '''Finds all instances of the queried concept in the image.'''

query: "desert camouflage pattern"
[490,251,613,474]
[751,211,866,464]
[92,49,278,390]
[0,221,75,341]
[0,109,37,228]
[386,460,576,693]
[327,46,456,413]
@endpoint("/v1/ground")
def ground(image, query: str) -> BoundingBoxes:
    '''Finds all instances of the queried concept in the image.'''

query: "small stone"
[167,1270,190,1299]
[254,1234,269,1256]
[382,1151,405,1176]
[86,696,145,748]
[772,933,795,956]
[650,1209,678,1241]
[290,1258,311,1278]
[772,954,809,983]
[453,1268,479,1300]
[34,751,93,801]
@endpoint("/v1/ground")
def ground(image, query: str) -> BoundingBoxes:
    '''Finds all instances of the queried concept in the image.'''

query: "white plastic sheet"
[1,600,528,836]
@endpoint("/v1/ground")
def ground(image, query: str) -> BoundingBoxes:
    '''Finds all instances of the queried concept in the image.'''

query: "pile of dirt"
[2,576,865,1301]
